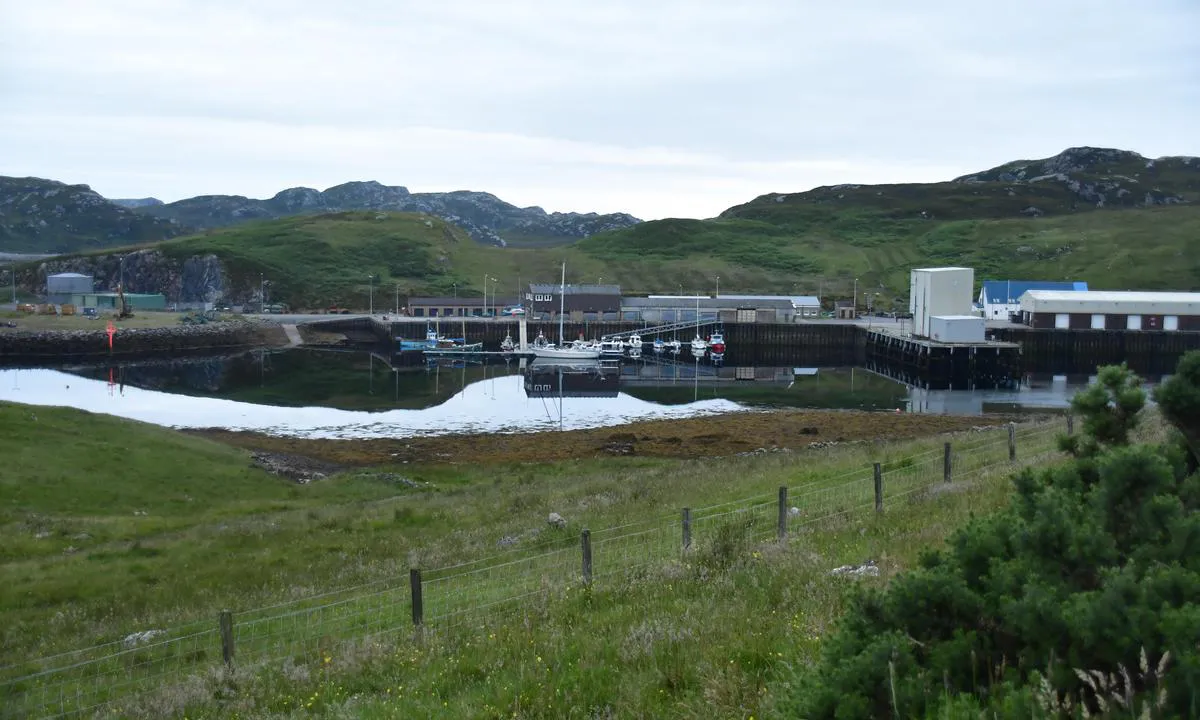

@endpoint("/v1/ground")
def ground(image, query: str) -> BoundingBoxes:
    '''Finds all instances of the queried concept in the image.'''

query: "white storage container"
[911,267,974,337]
[928,315,985,344]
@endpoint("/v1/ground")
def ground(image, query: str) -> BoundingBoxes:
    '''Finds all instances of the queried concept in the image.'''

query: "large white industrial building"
[909,267,980,341]
[1019,290,1200,331]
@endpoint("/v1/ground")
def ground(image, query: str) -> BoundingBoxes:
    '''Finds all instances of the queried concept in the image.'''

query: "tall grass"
[1,406,1066,718]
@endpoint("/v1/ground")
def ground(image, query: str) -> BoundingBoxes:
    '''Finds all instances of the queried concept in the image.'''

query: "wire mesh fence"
[1,419,1071,719]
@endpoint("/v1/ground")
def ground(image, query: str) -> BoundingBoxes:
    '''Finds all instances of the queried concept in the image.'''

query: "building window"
[1165,315,1179,331]
[1054,313,1069,329]
[1127,315,1142,330]
[1091,314,1105,330]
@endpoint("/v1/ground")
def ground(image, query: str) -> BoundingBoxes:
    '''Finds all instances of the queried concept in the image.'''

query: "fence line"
[0,419,1071,719]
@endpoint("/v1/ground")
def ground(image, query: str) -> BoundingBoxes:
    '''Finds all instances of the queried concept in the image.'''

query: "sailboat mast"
[558,262,566,345]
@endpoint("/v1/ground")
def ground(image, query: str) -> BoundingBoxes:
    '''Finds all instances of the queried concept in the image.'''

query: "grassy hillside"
[0,397,1069,717]
[35,201,1200,312]
[579,204,1200,304]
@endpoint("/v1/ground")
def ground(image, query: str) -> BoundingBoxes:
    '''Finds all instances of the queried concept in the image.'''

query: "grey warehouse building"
[46,272,94,304]
[621,295,822,324]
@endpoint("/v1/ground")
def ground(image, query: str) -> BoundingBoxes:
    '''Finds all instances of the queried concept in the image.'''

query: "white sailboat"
[690,295,707,357]
[533,263,601,360]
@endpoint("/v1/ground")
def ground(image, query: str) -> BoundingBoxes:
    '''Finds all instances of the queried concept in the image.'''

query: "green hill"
[22,146,1200,307]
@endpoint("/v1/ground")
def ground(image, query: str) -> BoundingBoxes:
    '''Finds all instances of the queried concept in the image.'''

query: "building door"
[1165,315,1179,331]
[1091,314,1105,330]
[736,308,756,323]
[1054,313,1069,329]
[1127,315,1142,330]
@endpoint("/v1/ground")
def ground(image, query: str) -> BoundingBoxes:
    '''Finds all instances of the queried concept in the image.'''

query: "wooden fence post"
[777,486,788,541]
[581,529,593,585]
[410,569,423,627]
[219,610,234,668]
[681,508,692,551]
[1067,414,1074,435]
[1008,423,1017,462]
[873,463,883,512]
[943,442,952,483]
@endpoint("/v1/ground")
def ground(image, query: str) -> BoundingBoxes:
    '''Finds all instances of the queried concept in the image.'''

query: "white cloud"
[1,0,1197,220]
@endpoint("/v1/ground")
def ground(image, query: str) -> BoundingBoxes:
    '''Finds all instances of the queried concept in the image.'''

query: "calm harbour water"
[0,348,1096,440]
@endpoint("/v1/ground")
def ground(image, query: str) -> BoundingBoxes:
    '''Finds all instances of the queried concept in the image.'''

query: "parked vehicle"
[500,305,526,316]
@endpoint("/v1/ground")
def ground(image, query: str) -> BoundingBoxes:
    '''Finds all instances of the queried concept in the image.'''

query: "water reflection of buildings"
[904,372,1160,415]
[523,361,620,398]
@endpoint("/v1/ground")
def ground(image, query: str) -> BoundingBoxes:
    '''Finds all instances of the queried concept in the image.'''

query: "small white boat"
[598,338,625,358]
[690,335,707,357]
[500,332,516,352]
[625,333,642,351]
[653,338,665,353]
[666,339,681,355]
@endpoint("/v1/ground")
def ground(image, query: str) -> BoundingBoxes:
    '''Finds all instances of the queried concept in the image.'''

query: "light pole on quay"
[367,274,375,315]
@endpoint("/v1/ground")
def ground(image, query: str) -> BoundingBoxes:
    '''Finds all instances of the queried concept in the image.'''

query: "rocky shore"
[0,321,286,361]
[195,409,1021,467]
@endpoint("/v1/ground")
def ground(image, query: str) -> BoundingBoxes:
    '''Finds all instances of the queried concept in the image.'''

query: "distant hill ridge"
[720,146,1198,224]
[126,180,643,248]
[3,146,1198,257]
[0,177,184,254]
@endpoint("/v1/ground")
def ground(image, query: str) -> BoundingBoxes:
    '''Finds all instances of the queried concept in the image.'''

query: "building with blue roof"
[977,280,1088,320]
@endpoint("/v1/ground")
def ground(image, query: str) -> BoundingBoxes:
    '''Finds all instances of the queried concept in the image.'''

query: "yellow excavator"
[115,283,134,319]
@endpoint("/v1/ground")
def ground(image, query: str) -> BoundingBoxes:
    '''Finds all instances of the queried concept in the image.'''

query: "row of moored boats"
[497,329,725,360]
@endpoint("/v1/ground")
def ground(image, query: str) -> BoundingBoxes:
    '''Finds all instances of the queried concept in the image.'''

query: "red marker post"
[106,321,116,352]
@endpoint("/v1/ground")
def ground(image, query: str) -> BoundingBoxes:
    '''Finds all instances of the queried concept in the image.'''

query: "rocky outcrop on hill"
[953,146,1199,209]
[31,250,229,304]
[131,181,642,246]
[111,198,164,209]
[0,178,184,254]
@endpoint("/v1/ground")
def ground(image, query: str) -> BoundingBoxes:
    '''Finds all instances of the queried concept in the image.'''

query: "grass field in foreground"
[0,399,1066,718]
[115,427,1063,719]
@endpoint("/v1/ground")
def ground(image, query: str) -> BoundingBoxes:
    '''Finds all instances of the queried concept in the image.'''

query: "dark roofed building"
[526,283,621,320]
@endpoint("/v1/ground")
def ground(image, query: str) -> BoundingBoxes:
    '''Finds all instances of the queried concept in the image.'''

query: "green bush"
[785,358,1200,719]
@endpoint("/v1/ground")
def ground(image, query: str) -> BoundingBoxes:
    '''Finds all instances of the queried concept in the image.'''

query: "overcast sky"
[2,1,1198,220]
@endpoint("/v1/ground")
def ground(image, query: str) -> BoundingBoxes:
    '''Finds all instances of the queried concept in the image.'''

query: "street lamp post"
[367,274,374,315]
[715,275,720,297]
[853,277,858,318]
[394,282,400,315]
[259,273,265,312]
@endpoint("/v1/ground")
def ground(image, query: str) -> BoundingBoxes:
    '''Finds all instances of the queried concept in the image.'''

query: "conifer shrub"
[786,358,1200,718]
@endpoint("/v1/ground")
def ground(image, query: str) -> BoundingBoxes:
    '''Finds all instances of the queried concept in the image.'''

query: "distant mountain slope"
[0,178,184,254]
[721,147,1198,225]
[131,181,642,247]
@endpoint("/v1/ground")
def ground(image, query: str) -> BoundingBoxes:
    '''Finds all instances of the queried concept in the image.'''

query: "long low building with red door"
[1018,290,1200,331]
